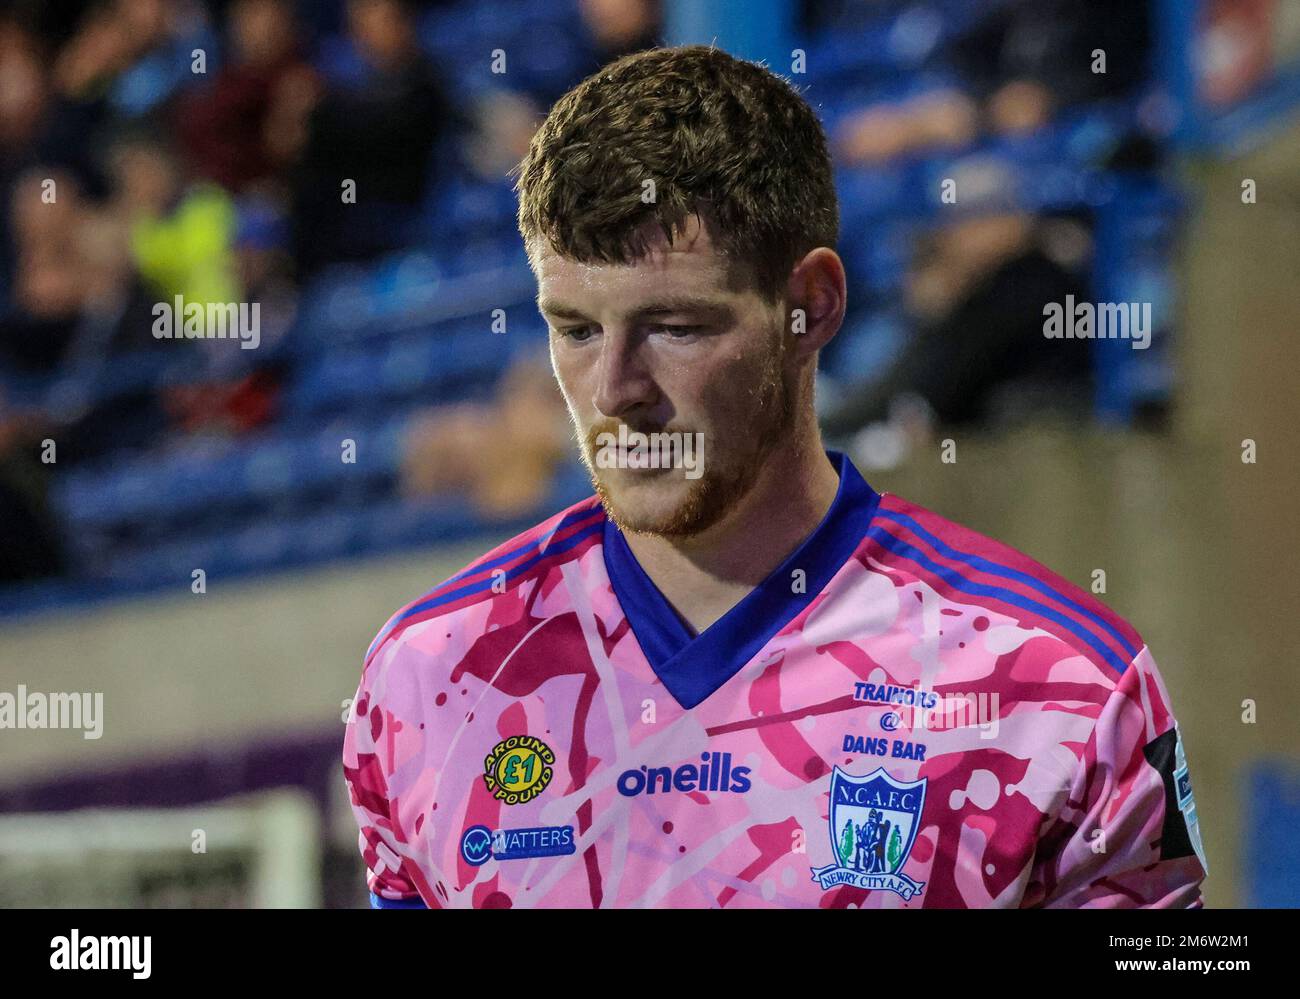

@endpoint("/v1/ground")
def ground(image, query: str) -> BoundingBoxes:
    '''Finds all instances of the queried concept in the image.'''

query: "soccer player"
[342,46,1208,908]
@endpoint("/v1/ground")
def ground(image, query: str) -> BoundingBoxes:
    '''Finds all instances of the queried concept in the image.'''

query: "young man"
[343,46,1208,908]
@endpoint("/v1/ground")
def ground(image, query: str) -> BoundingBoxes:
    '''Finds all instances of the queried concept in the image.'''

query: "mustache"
[583,419,695,447]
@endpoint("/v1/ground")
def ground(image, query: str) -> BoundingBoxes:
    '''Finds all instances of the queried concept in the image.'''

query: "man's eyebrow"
[537,296,733,320]
[536,297,586,320]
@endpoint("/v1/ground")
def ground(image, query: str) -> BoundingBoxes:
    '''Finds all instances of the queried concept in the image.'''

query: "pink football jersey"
[342,451,1208,908]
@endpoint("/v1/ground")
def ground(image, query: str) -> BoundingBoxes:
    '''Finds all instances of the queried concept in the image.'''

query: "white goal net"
[0,789,321,908]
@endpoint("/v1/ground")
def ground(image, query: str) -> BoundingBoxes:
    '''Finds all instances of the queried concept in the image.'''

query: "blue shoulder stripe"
[868,525,1131,675]
[366,518,605,662]
[364,506,602,661]
[437,505,603,592]
[875,509,1139,659]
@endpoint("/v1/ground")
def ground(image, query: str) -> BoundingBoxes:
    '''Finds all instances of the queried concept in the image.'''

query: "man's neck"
[621,434,842,635]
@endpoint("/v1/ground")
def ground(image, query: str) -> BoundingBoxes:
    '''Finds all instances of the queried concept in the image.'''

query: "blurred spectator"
[0,17,49,168]
[159,197,293,438]
[465,87,542,182]
[823,210,1093,441]
[231,195,296,346]
[286,0,454,274]
[580,0,661,63]
[949,0,1152,114]
[0,397,65,582]
[835,0,1152,165]
[1,169,93,373]
[0,17,53,313]
[53,0,214,119]
[107,130,240,308]
[837,88,979,166]
[401,356,570,519]
[463,0,662,182]
[175,0,310,193]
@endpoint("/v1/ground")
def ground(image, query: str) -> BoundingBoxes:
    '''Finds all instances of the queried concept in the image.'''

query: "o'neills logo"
[617,752,752,797]
[152,296,260,349]
[593,425,705,479]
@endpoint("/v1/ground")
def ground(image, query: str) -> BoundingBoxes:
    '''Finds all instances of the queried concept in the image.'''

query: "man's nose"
[593,331,658,419]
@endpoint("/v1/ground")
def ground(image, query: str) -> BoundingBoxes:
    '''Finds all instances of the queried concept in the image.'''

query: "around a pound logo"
[483,735,555,805]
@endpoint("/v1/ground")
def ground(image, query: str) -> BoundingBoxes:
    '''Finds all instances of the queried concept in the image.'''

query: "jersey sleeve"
[1024,646,1209,908]
[342,647,430,909]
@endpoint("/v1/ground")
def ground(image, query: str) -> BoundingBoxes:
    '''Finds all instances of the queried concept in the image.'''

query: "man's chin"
[592,472,722,538]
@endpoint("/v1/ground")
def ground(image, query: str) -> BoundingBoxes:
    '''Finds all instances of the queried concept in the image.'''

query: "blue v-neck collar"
[601,450,881,709]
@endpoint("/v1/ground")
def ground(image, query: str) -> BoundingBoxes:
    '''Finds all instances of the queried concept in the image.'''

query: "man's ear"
[785,247,847,356]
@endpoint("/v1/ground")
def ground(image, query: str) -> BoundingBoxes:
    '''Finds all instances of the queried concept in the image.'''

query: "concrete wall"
[0,539,500,782]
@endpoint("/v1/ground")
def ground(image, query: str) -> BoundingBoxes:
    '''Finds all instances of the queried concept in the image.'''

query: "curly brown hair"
[513,45,839,304]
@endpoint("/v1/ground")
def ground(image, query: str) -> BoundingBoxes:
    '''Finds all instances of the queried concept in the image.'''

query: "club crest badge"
[810,766,927,900]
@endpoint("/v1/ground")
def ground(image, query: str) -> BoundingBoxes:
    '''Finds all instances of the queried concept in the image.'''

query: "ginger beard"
[570,320,800,538]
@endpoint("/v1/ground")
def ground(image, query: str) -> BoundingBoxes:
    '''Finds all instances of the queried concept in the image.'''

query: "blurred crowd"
[0,0,658,581]
[817,0,1157,454]
[0,0,1161,586]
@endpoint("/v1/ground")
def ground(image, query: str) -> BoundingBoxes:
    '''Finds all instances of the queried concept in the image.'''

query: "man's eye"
[650,324,701,337]
[558,325,595,342]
